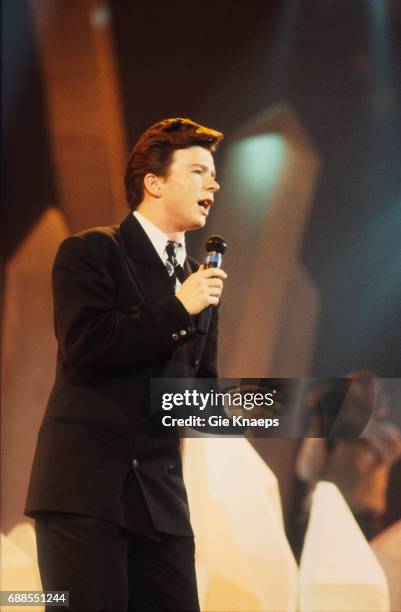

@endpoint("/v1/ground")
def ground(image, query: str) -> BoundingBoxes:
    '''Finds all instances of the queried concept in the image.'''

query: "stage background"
[2,0,401,606]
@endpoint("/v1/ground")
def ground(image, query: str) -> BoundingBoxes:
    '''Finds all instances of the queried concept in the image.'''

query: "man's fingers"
[177,266,226,314]
[208,296,220,306]
[207,278,223,289]
[199,267,227,280]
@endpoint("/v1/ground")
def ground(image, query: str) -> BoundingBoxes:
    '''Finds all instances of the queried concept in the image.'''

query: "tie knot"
[166,241,180,265]
[165,241,185,286]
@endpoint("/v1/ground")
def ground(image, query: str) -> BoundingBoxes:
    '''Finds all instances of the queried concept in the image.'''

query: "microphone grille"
[206,234,228,254]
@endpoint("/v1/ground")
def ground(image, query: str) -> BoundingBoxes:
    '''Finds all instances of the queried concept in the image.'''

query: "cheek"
[168,183,186,203]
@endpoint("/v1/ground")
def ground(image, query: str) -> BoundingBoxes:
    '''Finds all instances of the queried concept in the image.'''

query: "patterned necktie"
[165,240,186,288]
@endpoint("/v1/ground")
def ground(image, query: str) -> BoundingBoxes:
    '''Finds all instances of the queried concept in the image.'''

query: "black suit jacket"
[25,214,218,537]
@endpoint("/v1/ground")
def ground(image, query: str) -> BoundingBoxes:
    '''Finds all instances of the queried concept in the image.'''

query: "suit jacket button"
[167,463,176,475]
[132,459,140,470]
[172,333,179,341]
[179,329,187,336]
[193,360,200,370]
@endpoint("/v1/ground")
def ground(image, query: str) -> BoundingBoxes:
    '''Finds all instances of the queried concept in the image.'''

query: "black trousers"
[35,513,200,612]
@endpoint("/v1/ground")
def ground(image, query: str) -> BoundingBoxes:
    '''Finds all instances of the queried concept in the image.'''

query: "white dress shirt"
[133,211,186,288]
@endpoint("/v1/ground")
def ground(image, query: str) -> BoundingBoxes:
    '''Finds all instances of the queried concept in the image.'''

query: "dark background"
[4,0,401,377]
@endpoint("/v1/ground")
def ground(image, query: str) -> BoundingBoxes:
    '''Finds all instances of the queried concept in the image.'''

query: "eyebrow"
[189,163,216,178]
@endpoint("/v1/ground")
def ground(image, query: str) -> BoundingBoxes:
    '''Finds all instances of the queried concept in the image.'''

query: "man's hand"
[175,266,227,315]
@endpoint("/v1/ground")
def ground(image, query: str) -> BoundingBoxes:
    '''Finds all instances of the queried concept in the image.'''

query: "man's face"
[159,146,220,232]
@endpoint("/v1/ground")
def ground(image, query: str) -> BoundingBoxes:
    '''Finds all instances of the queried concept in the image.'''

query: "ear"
[143,173,163,198]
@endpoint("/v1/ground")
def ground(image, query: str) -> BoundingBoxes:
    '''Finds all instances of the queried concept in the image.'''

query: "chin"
[196,214,207,227]
[195,219,206,230]
[186,217,206,231]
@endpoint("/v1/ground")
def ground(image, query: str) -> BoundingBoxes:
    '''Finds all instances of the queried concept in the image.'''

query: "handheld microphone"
[204,234,228,269]
[197,235,228,335]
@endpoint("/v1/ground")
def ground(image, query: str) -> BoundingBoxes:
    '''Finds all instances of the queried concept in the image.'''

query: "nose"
[208,177,220,193]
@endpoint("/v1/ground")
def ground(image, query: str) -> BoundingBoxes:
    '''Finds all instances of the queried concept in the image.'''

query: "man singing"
[25,117,226,611]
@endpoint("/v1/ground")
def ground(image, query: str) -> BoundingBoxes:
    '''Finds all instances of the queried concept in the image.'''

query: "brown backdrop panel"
[215,103,321,379]
[205,102,321,524]
[2,208,69,540]
[30,0,128,231]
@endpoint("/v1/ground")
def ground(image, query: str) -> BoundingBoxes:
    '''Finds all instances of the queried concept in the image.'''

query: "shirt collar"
[133,211,186,266]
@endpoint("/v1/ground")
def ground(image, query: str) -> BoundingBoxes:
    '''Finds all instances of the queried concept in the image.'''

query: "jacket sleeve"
[53,234,195,380]
[197,305,219,378]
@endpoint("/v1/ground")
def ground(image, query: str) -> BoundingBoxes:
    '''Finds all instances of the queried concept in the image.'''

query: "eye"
[193,169,203,175]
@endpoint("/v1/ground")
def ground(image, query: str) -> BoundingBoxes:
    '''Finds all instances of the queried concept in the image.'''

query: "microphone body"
[204,250,223,269]
[196,235,228,335]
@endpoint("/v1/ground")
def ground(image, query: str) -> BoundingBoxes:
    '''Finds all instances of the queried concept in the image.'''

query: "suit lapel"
[118,214,174,302]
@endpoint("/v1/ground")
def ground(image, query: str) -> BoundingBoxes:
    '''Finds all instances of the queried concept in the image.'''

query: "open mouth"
[197,199,213,210]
